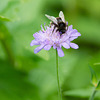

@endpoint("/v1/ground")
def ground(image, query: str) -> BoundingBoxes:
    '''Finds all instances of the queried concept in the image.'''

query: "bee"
[45,11,68,35]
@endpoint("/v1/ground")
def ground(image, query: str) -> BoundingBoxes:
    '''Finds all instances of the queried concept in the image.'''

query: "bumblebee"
[45,11,68,35]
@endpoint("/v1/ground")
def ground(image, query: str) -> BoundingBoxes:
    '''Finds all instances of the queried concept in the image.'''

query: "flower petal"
[69,36,78,41]
[60,34,69,42]
[30,40,39,46]
[53,44,57,49]
[62,42,70,49]
[34,45,45,54]
[33,33,38,38]
[68,25,73,31]
[57,47,64,57]
[71,32,81,37]
[44,45,51,50]
[41,25,45,32]
[70,43,79,49]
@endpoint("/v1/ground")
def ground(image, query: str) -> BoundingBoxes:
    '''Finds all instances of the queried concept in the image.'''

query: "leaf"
[64,88,92,97]
[89,66,98,87]
[94,63,100,66]
[2,0,50,60]
[0,22,14,65]
[0,22,11,39]
[64,88,100,98]
[96,80,100,90]
[0,0,9,12]
[0,15,10,21]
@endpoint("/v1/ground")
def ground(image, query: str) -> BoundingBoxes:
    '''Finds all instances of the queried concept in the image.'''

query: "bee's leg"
[51,22,58,33]
[53,25,57,32]
[56,29,59,32]
[50,22,53,27]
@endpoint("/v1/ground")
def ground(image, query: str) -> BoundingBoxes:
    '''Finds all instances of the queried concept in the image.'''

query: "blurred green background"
[0,0,100,100]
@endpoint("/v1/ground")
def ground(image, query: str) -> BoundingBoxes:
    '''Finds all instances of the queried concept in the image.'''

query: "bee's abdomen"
[58,22,66,33]
[60,29,66,33]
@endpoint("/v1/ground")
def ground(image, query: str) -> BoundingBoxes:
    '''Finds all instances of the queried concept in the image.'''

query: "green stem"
[56,49,62,100]
[89,89,97,100]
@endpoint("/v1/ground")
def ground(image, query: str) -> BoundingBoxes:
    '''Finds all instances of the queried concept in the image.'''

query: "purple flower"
[30,12,81,57]
[30,24,81,57]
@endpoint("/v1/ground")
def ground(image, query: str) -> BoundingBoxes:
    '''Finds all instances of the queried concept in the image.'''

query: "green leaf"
[0,22,11,39]
[0,22,14,65]
[0,15,10,21]
[2,0,50,60]
[64,88,92,97]
[64,88,100,98]
[94,62,100,66]
[89,66,98,87]
[96,80,100,90]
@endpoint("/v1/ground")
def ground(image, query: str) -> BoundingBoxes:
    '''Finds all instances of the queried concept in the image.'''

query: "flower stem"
[89,89,97,100]
[56,49,62,100]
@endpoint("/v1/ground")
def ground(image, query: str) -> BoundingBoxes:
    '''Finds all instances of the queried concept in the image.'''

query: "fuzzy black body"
[52,17,68,35]
[57,22,66,33]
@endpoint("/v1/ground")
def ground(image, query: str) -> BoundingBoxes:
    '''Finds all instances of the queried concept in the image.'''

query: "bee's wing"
[59,11,65,22]
[45,14,57,25]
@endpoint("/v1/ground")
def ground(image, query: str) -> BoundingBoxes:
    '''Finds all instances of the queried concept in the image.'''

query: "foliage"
[0,0,100,100]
